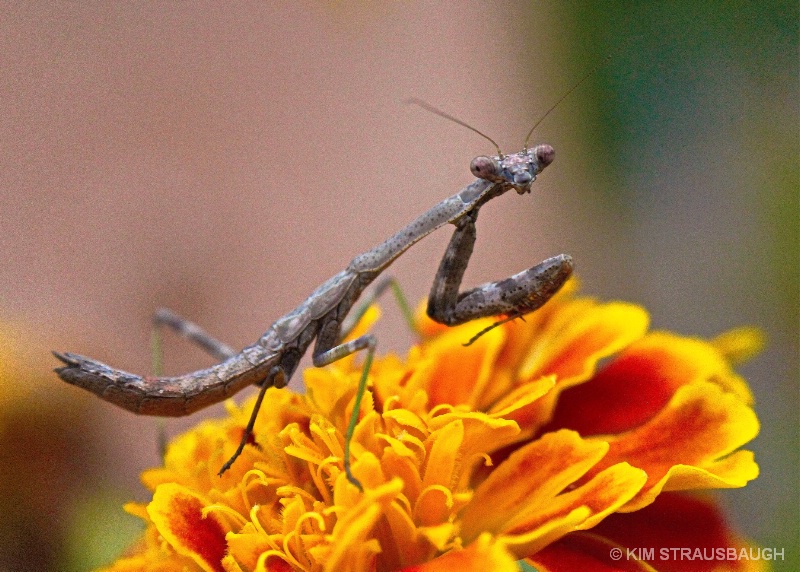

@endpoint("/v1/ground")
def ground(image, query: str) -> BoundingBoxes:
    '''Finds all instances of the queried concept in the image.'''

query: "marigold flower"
[100,282,764,572]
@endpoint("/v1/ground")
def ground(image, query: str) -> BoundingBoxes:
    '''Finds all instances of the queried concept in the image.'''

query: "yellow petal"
[460,430,608,542]
[422,420,464,489]
[711,326,765,366]
[498,463,647,557]
[325,478,404,572]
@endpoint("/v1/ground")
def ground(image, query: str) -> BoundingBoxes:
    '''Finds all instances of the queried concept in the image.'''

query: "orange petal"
[587,382,759,511]
[305,366,356,420]
[254,553,303,572]
[487,376,556,441]
[414,299,448,338]
[426,411,521,481]
[379,500,446,568]
[226,529,275,572]
[400,533,518,572]
[147,483,229,572]
[327,478,404,570]
[422,324,506,408]
[508,462,648,533]
[380,447,423,502]
[548,333,754,436]
[97,523,200,571]
[415,486,454,526]
[383,407,429,435]
[459,430,608,542]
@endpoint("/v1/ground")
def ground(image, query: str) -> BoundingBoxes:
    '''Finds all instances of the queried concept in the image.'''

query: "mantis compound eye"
[470,156,499,180]
[532,144,555,170]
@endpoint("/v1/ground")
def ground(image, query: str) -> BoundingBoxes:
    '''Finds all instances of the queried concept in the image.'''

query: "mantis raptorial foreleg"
[427,207,572,338]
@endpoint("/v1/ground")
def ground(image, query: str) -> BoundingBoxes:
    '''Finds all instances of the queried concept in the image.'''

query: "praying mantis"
[54,103,573,490]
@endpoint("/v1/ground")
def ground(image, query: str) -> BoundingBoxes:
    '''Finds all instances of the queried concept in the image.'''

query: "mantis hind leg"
[149,309,238,459]
[152,308,237,364]
[427,208,573,341]
[149,309,298,477]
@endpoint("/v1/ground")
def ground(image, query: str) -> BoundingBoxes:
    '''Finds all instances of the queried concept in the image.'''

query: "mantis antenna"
[407,53,615,152]
[523,53,614,149]
[404,97,504,157]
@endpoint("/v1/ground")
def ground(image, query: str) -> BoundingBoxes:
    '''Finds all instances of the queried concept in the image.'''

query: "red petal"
[529,533,656,571]
[591,493,761,572]
[532,493,763,572]
[547,332,749,436]
[147,484,228,572]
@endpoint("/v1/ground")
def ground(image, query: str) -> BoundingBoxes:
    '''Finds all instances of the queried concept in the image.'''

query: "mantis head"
[470,144,555,194]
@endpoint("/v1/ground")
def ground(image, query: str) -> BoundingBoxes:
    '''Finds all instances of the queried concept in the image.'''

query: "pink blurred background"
[1,2,796,570]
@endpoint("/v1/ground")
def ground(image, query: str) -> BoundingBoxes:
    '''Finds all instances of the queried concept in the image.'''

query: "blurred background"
[1,2,796,570]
